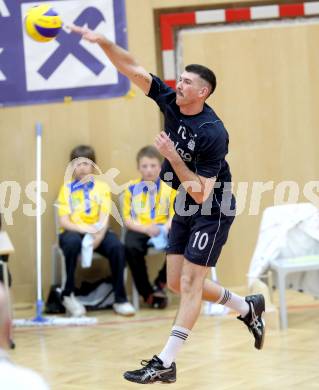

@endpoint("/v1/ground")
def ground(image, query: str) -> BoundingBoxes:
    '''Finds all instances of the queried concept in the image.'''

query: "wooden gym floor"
[9,290,319,390]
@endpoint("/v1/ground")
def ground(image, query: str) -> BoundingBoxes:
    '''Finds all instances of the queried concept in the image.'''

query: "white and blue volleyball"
[25,4,63,42]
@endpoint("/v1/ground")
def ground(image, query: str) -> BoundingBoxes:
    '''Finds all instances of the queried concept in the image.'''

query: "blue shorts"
[167,195,235,267]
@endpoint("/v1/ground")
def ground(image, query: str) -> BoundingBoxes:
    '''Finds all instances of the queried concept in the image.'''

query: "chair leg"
[267,270,274,303]
[211,267,218,282]
[51,245,59,285]
[277,271,288,330]
[51,244,67,289]
[60,250,67,290]
[132,281,140,310]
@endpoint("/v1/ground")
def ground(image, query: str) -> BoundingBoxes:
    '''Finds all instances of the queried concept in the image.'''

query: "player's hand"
[145,224,161,237]
[92,232,104,249]
[68,24,103,43]
[77,224,97,235]
[154,131,178,161]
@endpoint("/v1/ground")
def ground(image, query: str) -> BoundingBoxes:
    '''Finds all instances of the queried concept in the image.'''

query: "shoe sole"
[123,376,176,384]
[113,310,135,317]
[65,310,85,318]
[257,318,266,350]
[256,295,266,350]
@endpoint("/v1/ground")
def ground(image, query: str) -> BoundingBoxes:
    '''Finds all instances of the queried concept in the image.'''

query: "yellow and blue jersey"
[57,179,111,227]
[122,178,176,226]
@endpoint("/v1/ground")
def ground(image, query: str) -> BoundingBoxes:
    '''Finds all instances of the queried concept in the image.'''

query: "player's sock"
[158,325,190,368]
[216,287,249,317]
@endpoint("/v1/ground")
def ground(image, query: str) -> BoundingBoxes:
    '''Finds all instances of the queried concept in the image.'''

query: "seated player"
[122,146,176,308]
[57,145,135,317]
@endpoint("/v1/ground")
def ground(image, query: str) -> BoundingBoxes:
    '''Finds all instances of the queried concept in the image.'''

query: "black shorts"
[167,195,235,267]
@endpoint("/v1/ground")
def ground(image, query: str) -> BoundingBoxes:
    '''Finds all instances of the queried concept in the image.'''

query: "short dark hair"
[136,145,162,165]
[185,64,217,96]
[70,145,96,163]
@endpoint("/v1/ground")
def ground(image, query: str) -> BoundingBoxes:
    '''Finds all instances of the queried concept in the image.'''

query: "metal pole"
[35,122,44,321]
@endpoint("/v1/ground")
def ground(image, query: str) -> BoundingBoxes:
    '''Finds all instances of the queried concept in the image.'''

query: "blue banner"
[0,0,129,106]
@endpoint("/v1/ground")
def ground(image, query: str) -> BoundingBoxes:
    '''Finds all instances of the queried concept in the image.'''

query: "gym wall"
[0,0,318,303]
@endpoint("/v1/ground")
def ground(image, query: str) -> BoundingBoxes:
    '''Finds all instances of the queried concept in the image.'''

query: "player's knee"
[180,273,202,295]
[180,274,194,294]
[167,275,180,294]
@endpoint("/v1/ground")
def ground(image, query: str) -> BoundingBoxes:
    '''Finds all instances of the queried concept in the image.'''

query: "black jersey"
[147,75,232,204]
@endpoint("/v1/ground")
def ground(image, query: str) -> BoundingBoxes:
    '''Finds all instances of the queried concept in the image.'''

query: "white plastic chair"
[249,203,319,329]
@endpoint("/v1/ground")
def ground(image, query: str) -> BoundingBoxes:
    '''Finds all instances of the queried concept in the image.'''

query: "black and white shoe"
[151,294,168,309]
[237,294,265,350]
[123,355,176,384]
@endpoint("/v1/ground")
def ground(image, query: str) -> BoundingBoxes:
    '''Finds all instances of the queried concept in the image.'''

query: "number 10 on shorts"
[192,231,209,250]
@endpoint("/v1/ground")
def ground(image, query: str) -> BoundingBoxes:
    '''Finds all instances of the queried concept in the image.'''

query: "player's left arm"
[154,132,215,204]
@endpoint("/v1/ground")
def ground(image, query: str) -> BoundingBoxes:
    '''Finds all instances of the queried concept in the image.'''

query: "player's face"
[73,161,94,180]
[138,157,161,182]
[176,71,207,106]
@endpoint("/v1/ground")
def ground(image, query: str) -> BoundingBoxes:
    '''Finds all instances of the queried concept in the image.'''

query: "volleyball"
[24,4,63,42]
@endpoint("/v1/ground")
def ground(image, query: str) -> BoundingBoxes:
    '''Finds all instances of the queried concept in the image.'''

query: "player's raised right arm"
[69,25,152,95]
